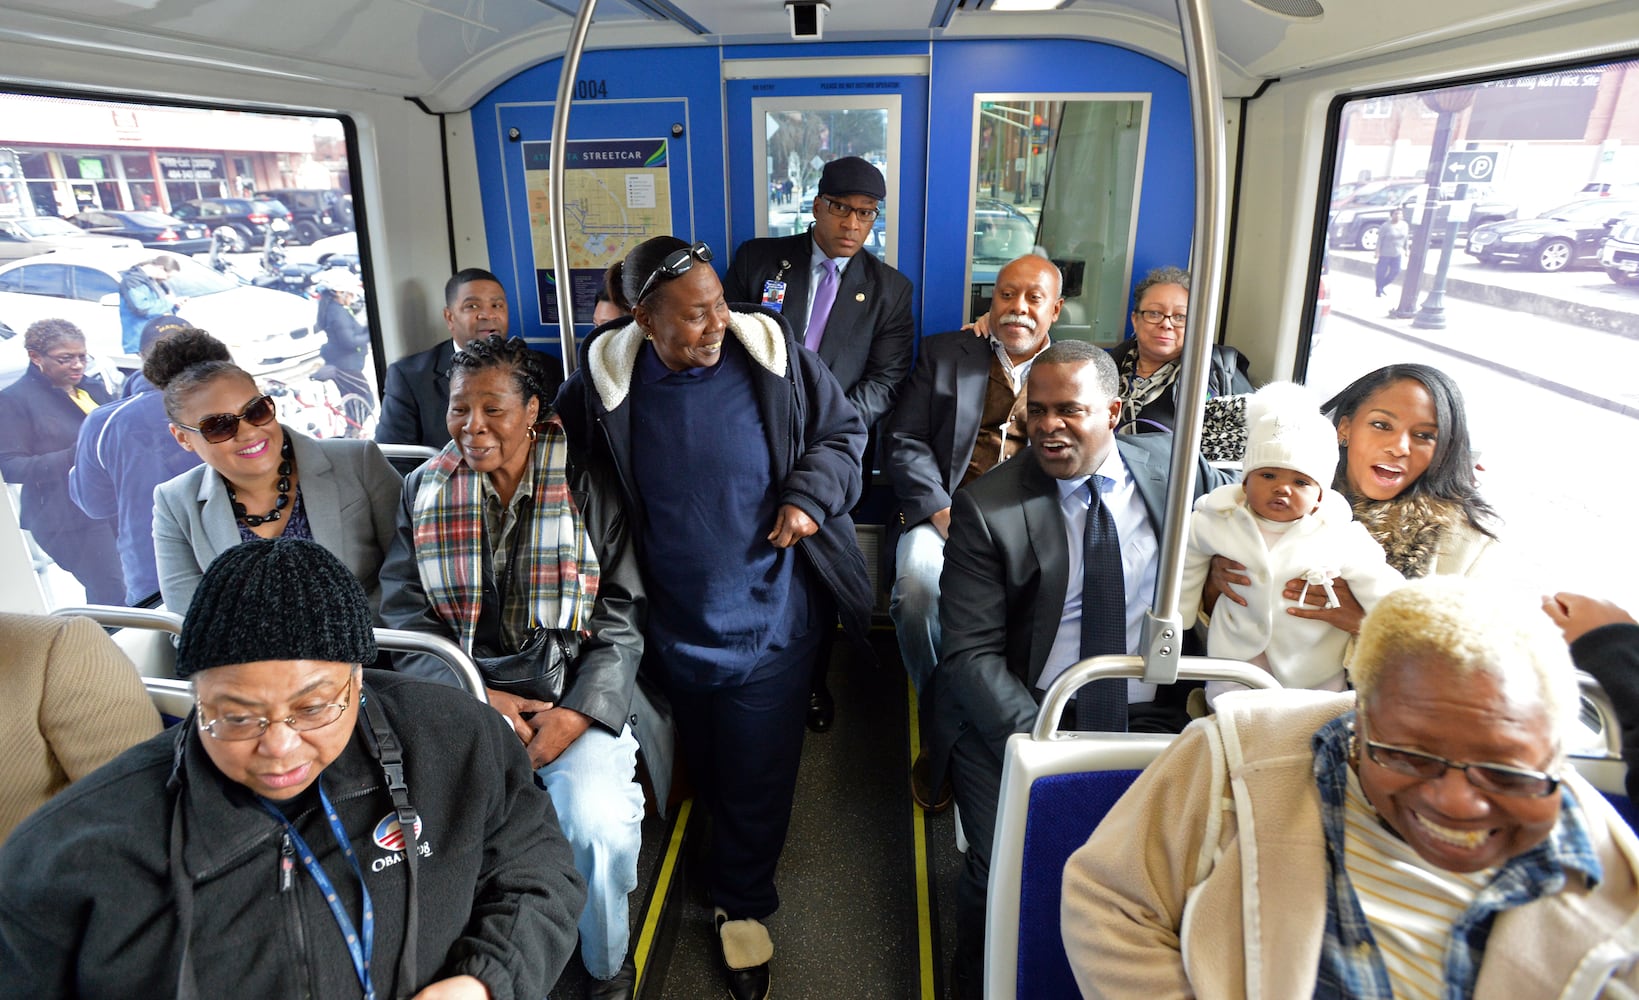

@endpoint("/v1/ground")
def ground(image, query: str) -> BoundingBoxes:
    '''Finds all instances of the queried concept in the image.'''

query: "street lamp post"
[1390,86,1477,321]
[1412,203,1456,329]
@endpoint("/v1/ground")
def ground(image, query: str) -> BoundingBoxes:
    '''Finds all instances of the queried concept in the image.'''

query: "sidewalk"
[1330,246,1639,337]
[1323,263,1639,417]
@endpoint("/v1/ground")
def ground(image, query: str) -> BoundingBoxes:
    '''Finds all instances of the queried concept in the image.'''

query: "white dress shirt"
[1037,447,1160,702]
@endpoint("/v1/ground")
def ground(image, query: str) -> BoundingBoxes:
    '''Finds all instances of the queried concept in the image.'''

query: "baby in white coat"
[1179,382,1403,695]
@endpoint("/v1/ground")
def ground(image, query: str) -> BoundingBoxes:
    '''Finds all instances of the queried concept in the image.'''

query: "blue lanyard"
[261,784,376,1000]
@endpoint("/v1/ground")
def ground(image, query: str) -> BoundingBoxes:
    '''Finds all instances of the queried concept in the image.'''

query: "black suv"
[171,197,294,252]
[256,188,354,244]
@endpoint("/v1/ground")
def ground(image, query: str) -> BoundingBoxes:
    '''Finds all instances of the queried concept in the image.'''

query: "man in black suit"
[884,254,1060,805]
[376,268,562,448]
[931,341,1228,998]
[723,156,914,431]
[724,156,916,732]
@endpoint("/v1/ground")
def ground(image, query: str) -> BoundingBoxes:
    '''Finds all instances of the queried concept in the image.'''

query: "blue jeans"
[536,723,644,980]
[889,522,946,695]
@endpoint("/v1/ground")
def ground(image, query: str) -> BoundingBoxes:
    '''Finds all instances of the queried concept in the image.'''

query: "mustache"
[997,313,1036,330]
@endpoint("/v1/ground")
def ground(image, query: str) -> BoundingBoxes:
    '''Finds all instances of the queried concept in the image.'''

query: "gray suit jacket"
[931,435,1229,771]
[152,429,402,617]
[722,230,915,428]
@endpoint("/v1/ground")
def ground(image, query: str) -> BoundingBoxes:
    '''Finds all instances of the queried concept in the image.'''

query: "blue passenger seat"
[984,655,1281,1000]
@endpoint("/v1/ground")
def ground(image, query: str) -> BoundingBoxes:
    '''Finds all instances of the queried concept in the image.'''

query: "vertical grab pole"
[547,0,601,377]
[1139,0,1228,685]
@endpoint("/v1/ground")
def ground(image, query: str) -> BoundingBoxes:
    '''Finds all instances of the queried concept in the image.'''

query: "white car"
[0,248,323,378]
[0,216,138,262]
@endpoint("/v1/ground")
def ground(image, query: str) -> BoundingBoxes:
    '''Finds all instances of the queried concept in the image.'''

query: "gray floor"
[549,632,966,1000]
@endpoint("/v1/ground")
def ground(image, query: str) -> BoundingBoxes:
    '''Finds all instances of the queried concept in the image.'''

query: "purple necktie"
[804,258,839,352]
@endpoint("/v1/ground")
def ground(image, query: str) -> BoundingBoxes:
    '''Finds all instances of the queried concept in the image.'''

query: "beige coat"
[1061,689,1639,999]
[0,614,161,844]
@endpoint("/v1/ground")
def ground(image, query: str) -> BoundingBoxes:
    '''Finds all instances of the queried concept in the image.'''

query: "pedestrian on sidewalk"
[1374,207,1409,297]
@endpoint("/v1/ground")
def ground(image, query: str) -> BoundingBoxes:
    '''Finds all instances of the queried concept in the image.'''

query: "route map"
[522,138,671,324]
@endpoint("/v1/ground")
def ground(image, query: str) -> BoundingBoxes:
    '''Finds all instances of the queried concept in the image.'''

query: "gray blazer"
[152,428,402,617]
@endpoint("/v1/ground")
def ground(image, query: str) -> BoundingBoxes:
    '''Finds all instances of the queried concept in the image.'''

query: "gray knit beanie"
[176,539,377,678]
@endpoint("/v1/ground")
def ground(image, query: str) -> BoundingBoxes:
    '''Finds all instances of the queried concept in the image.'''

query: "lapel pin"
[854,292,865,302]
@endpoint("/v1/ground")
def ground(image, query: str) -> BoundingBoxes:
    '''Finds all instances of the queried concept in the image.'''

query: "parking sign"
[1443,151,1497,182]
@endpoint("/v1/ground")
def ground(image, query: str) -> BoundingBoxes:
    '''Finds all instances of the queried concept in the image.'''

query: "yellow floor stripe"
[907,676,937,1000]
[633,796,693,990]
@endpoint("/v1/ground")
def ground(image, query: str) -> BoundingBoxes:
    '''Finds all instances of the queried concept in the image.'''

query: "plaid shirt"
[1310,713,1603,1000]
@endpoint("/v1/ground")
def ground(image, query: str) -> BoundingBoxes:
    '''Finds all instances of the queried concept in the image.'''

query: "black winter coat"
[0,672,586,1000]
[0,364,112,535]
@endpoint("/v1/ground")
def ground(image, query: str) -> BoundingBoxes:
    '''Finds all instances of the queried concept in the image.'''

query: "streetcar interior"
[0,0,1635,995]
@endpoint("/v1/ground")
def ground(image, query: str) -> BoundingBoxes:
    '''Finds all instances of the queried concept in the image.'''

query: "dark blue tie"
[1075,475,1128,732]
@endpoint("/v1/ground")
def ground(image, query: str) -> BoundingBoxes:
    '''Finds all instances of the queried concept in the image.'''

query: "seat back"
[379,442,438,478]
[1572,672,1635,830]
[51,607,490,723]
[985,654,1282,1000]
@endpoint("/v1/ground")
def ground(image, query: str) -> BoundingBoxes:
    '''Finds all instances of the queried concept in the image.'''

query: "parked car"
[1327,180,1423,250]
[255,188,354,244]
[1576,181,1639,200]
[0,248,321,376]
[1465,198,1639,272]
[1329,180,1516,251]
[975,197,1032,223]
[1599,215,1639,287]
[0,216,138,262]
[170,197,293,253]
[0,316,26,390]
[68,209,212,254]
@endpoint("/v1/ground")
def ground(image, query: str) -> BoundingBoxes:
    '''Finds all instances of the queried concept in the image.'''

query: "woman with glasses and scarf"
[150,333,400,615]
[0,538,586,998]
[1063,576,1639,998]
[555,235,871,1000]
[0,318,124,604]
[1109,265,1253,436]
[378,334,655,1000]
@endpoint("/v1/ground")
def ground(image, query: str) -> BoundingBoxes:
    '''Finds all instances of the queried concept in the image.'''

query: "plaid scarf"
[411,414,599,653]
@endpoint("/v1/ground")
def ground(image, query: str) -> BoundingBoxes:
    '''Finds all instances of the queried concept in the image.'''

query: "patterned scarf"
[1115,350,1179,434]
[1348,493,1462,578]
[411,414,600,653]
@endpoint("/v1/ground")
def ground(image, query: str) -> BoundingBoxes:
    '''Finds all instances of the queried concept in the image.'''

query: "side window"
[70,266,118,303]
[1305,58,1639,611]
[17,264,70,297]
[0,91,376,612]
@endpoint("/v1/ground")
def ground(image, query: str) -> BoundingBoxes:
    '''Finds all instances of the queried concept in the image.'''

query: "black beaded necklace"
[226,435,294,527]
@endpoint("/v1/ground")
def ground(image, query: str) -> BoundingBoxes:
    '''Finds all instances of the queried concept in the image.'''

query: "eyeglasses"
[1359,733,1560,798]
[1136,310,1187,327]
[197,676,354,742]
[816,195,880,223]
[44,353,90,366]
[173,393,278,444]
[635,241,713,304]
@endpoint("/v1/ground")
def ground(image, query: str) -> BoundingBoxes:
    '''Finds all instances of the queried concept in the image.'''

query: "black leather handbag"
[472,628,579,704]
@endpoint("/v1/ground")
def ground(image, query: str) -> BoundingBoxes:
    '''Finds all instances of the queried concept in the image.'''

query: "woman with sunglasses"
[556,235,870,1000]
[1062,575,1639,997]
[150,334,400,616]
[0,318,124,604]
[1109,265,1253,435]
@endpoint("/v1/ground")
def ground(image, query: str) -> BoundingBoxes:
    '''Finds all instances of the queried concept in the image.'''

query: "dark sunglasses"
[174,393,277,444]
[635,241,713,304]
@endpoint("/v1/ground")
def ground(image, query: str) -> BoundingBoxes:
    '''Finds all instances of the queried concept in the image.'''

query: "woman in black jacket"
[0,318,123,603]
[0,538,586,998]
[1108,265,1254,436]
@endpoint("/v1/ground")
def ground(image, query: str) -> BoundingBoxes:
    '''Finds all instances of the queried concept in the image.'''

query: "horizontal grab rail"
[1032,654,1282,741]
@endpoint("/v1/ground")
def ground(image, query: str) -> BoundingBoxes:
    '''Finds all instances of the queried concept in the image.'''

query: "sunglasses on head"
[635,242,713,304]
[174,393,277,443]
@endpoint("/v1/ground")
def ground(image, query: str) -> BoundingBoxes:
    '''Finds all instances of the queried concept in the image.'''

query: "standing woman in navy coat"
[0,319,123,604]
